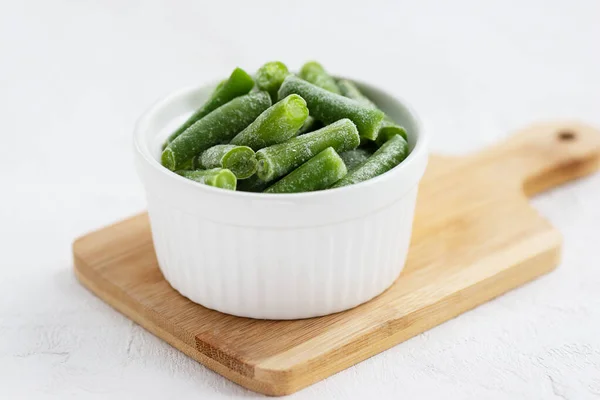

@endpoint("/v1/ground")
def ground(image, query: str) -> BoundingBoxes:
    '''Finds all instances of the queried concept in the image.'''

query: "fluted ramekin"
[134,78,428,319]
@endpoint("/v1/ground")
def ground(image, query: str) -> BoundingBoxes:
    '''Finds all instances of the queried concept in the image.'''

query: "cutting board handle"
[480,122,600,196]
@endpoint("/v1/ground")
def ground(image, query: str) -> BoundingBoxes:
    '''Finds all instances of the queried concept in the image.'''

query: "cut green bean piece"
[230,94,308,151]
[299,61,341,94]
[264,147,347,193]
[199,144,257,179]
[191,154,201,170]
[256,118,359,182]
[297,116,323,135]
[179,158,194,170]
[177,168,237,190]
[236,174,271,192]
[337,79,377,108]
[376,122,408,146]
[338,79,407,142]
[214,79,227,92]
[339,147,374,171]
[163,68,254,148]
[278,75,384,141]
[332,134,409,188]
[255,61,290,102]
[162,91,271,171]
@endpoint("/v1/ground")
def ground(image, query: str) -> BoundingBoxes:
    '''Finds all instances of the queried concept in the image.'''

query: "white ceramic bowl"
[134,79,428,319]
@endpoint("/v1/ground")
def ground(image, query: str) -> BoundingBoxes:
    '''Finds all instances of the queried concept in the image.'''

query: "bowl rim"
[133,76,428,201]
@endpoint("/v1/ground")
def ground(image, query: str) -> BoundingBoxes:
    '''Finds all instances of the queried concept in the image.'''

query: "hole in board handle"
[558,130,576,141]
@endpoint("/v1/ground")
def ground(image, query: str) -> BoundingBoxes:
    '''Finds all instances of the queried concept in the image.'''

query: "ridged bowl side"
[147,187,418,320]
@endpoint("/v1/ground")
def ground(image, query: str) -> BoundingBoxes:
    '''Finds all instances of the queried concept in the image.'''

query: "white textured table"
[1,1,599,398]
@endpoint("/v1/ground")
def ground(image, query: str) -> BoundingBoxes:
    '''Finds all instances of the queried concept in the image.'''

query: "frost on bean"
[177,168,237,190]
[163,67,254,148]
[337,79,378,109]
[299,61,341,94]
[278,75,384,141]
[256,118,359,182]
[199,144,257,179]
[255,61,290,102]
[161,91,271,171]
[230,94,308,151]
[338,79,407,143]
[264,147,347,193]
[332,135,409,188]
[339,148,374,172]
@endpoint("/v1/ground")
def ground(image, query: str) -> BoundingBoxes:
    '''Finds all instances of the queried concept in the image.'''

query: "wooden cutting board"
[73,122,600,396]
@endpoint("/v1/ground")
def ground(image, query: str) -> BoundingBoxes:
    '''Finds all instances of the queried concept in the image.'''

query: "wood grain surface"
[73,122,600,396]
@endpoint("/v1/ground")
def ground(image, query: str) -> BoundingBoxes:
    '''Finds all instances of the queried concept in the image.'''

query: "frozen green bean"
[332,134,409,188]
[376,122,408,146]
[198,144,257,179]
[338,79,407,143]
[297,116,323,135]
[177,168,237,190]
[214,79,227,92]
[191,154,201,170]
[278,75,384,140]
[236,174,271,192]
[255,61,290,102]
[230,94,308,150]
[256,118,359,182]
[179,158,194,170]
[299,61,341,94]
[163,68,254,148]
[162,91,271,171]
[339,147,374,171]
[264,147,347,193]
[337,79,377,108]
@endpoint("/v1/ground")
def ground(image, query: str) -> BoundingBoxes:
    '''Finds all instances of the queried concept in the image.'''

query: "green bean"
[236,174,271,192]
[177,168,237,190]
[339,147,374,171]
[198,144,257,179]
[376,123,408,146]
[163,68,254,148]
[256,118,359,182]
[297,116,323,135]
[337,79,377,108]
[214,79,227,92]
[162,91,271,171]
[332,134,409,188]
[338,79,407,143]
[230,94,308,150]
[191,154,201,170]
[264,147,347,193]
[299,61,341,94]
[179,158,194,170]
[255,61,290,102]
[278,75,384,141]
